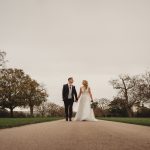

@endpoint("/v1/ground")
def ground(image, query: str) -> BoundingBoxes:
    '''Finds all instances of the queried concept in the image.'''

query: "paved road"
[0,119,150,150]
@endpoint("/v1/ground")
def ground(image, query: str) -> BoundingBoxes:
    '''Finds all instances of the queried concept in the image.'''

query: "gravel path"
[0,119,150,150]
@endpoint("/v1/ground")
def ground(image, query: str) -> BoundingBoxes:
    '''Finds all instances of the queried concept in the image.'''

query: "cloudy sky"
[0,0,150,107]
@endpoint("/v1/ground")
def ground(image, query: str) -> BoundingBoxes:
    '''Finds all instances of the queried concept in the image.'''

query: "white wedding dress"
[74,87,98,121]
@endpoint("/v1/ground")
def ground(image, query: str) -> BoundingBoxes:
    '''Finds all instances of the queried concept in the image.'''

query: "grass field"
[1,117,150,129]
[98,117,150,126]
[0,117,63,129]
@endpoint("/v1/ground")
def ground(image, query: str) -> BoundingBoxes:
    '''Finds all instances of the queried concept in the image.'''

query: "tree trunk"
[30,106,34,117]
[127,108,133,117]
[10,108,14,118]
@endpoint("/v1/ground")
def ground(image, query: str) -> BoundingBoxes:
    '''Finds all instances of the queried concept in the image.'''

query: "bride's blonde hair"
[82,80,88,89]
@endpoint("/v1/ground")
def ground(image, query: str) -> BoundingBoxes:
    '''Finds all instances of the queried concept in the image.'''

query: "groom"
[62,77,78,121]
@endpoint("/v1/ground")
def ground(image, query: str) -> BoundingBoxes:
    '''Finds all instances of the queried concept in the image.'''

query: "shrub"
[0,109,10,117]
[136,107,150,117]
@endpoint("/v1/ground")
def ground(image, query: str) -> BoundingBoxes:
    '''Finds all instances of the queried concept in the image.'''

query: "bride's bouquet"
[90,101,98,109]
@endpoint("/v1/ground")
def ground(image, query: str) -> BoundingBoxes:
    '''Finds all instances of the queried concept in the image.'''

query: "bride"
[74,80,98,121]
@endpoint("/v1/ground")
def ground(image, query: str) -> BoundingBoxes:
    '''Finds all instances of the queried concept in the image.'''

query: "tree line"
[0,68,48,117]
[110,73,150,117]
[93,73,150,117]
[0,51,48,117]
[36,102,65,117]
[1,50,150,118]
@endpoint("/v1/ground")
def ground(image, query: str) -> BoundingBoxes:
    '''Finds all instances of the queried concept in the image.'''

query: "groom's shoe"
[69,118,72,122]
[66,118,68,121]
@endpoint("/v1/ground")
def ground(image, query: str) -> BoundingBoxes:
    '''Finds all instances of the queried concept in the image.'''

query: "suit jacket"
[62,84,78,101]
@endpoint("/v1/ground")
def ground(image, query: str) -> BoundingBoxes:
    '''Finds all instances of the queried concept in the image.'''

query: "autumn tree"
[46,102,61,117]
[108,97,128,117]
[36,102,65,117]
[22,76,48,117]
[97,98,110,110]
[0,68,48,117]
[35,101,48,117]
[0,68,27,117]
[96,98,110,117]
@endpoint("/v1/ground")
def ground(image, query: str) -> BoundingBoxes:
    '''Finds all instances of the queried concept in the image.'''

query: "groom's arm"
[74,86,78,101]
[62,85,65,101]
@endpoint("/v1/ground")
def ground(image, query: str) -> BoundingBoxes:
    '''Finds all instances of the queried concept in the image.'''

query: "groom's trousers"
[64,99,74,119]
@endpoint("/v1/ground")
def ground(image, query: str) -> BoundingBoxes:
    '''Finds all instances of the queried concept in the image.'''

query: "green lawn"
[0,117,63,129]
[98,117,150,126]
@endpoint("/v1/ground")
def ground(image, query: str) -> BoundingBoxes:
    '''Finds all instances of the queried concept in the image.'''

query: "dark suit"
[62,84,78,120]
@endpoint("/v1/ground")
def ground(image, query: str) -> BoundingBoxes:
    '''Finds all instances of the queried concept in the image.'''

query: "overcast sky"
[0,0,150,107]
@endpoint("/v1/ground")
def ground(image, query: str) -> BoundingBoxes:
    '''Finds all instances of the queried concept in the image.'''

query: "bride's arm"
[78,88,82,99]
[88,88,93,101]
